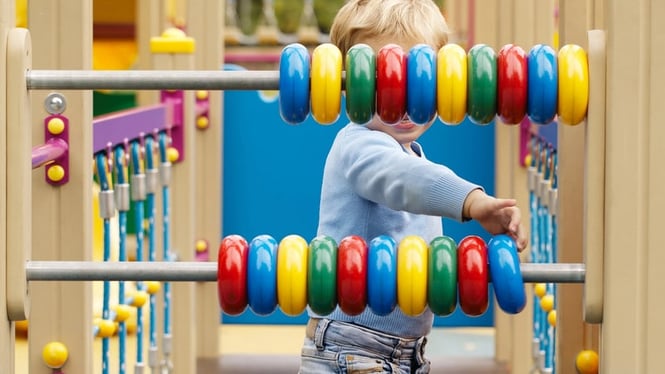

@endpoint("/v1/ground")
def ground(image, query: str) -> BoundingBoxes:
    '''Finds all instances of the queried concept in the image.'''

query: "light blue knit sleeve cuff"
[422,176,483,221]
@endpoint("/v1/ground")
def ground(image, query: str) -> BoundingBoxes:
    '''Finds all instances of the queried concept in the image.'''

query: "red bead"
[218,235,249,315]
[497,45,528,124]
[376,44,407,125]
[337,235,368,316]
[457,235,489,316]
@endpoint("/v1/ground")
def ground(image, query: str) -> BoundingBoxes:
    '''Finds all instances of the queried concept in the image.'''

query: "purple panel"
[93,104,170,154]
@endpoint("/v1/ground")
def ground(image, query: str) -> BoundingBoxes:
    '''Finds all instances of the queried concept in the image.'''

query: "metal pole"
[27,70,282,91]
[25,261,585,283]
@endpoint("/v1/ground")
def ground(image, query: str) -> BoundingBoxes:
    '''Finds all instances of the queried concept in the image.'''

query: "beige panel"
[1,0,16,372]
[603,0,665,371]
[28,1,94,373]
[186,0,224,359]
[136,0,164,106]
[645,3,665,373]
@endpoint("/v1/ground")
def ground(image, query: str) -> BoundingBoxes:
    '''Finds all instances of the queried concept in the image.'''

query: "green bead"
[467,44,497,125]
[345,44,376,124]
[308,235,337,315]
[428,236,458,316]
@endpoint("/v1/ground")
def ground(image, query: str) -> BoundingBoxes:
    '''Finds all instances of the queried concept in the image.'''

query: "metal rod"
[26,261,585,283]
[27,70,282,91]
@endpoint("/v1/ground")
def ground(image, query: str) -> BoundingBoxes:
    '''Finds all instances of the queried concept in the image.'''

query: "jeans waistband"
[306,318,427,361]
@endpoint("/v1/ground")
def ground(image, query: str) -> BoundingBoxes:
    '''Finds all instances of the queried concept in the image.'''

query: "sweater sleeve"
[338,125,482,221]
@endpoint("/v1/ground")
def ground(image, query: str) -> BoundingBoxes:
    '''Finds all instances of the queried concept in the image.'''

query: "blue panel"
[222,71,497,326]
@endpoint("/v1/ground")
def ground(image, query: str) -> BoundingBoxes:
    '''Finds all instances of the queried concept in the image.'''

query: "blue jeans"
[299,318,431,373]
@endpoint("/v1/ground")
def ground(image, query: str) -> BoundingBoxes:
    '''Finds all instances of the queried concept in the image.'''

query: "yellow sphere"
[576,350,599,374]
[547,309,557,327]
[167,147,180,163]
[47,117,65,135]
[540,294,555,312]
[534,283,547,298]
[47,165,66,182]
[145,281,161,295]
[129,290,148,307]
[196,116,210,129]
[112,304,132,322]
[195,239,208,253]
[524,154,532,167]
[42,341,68,369]
[196,90,209,100]
[94,318,116,338]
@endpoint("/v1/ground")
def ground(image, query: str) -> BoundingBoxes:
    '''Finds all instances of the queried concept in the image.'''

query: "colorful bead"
[407,44,437,125]
[337,235,368,316]
[467,44,497,125]
[457,235,489,316]
[428,236,457,316]
[217,235,249,315]
[488,234,526,314]
[308,235,338,316]
[247,235,278,315]
[279,43,311,124]
[558,44,589,126]
[277,235,309,316]
[376,44,407,125]
[436,44,468,125]
[397,236,428,316]
[345,44,376,125]
[367,235,397,316]
[311,43,342,125]
[497,44,528,124]
[527,44,558,125]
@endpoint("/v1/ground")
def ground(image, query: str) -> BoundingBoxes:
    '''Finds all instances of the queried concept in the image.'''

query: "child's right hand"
[462,189,528,251]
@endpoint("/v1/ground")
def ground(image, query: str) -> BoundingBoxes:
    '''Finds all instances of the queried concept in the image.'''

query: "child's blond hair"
[330,0,449,55]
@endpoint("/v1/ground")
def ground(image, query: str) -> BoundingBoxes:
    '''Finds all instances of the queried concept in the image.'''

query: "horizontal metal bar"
[26,261,585,283]
[27,70,283,91]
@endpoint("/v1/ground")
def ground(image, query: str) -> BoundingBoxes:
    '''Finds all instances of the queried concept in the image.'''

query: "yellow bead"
[42,341,69,369]
[397,236,429,316]
[112,304,132,322]
[540,294,554,312]
[94,318,116,338]
[547,309,557,327]
[47,117,65,135]
[436,43,468,125]
[196,239,208,252]
[534,283,547,298]
[196,90,209,100]
[167,147,180,163]
[524,154,532,167]
[196,116,210,129]
[145,281,161,295]
[575,350,599,374]
[128,290,148,307]
[47,165,66,182]
[277,235,309,316]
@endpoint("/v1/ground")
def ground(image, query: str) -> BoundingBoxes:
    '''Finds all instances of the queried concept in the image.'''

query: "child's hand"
[463,189,528,251]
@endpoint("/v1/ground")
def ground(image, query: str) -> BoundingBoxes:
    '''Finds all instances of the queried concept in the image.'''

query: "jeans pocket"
[342,353,388,373]
[300,338,340,373]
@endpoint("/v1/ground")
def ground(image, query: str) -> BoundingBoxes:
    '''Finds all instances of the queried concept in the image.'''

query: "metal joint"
[131,174,147,201]
[98,190,116,219]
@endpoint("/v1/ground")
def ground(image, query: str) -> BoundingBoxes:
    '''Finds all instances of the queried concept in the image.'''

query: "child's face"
[364,37,436,146]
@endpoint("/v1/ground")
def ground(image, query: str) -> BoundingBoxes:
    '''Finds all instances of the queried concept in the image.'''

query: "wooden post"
[0,0,16,370]
[27,0,93,373]
[186,0,224,360]
[151,29,198,373]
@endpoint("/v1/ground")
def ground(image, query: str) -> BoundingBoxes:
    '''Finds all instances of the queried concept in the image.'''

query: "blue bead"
[488,234,526,314]
[527,45,558,125]
[367,235,397,316]
[407,44,437,125]
[279,43,311,125]
[247,235,278,315]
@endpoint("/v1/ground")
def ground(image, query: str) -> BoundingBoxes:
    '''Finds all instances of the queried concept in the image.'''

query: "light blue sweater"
[313,123,481,338]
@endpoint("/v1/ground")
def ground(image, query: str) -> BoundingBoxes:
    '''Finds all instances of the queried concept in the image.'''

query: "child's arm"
[462,189,528,251]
